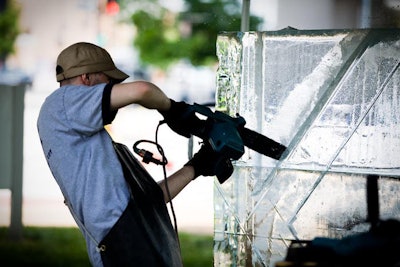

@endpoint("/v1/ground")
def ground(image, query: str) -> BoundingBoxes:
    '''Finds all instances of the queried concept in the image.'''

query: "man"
[37,42,231,266]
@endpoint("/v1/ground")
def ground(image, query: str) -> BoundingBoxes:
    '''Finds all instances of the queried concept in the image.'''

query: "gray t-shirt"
[37,83,130,266]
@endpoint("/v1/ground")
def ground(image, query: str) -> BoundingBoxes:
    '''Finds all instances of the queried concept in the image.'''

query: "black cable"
[133,139,167,166]
[155,122,179,237]
[132,122,179,237]
[367,175,380,230]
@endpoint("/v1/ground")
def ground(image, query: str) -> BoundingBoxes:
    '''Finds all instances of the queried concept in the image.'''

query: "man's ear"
[81,74,90,85]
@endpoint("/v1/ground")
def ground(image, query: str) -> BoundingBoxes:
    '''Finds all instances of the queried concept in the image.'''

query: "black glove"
[185,142,234,183]
[159,99,204,138]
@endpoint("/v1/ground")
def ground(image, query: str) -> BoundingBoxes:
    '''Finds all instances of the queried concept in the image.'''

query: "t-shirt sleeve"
[102,83,117,125]
[63,83,116,136]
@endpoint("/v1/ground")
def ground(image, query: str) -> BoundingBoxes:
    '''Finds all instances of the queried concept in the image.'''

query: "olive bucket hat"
[56,42,129,83]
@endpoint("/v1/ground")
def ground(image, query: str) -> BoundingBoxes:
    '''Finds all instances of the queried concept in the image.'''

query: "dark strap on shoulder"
[105,141,183,267]
[112,141,164,203]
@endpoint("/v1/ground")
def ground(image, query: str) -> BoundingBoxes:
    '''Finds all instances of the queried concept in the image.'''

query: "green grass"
[0,227,213,267]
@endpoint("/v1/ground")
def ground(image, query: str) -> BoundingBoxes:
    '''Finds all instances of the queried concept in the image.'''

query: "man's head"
[56,42,129,84]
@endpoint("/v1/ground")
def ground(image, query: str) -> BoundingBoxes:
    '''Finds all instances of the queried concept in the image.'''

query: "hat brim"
[103,68,129,83]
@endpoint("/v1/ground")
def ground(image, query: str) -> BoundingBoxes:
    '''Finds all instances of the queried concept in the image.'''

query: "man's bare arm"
[110,81,171,112]
[158,166,195,203]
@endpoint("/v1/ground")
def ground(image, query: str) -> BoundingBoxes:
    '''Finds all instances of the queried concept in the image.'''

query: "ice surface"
[268,35,345,143]
[214,29,400,266]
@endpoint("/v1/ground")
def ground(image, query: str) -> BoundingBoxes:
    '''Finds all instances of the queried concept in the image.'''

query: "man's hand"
[185,142,234,183]
[159,99,204,138]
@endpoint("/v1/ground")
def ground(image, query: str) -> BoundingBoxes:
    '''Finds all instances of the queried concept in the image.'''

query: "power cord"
[132,121,179,236]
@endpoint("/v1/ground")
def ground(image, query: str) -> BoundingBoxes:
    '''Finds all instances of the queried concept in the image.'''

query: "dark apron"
[98,142,183,267]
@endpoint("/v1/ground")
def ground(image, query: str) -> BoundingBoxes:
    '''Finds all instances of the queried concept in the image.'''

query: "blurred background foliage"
[0,0,20,64]
[126,0,263,69]
[1,0,262,70]
[0,227,213,267]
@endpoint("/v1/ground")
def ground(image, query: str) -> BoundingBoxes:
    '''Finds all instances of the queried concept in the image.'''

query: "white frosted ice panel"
[261,34,347,145]
[287,40,400,172]
[238,32,263,132]
[214,29,400,267]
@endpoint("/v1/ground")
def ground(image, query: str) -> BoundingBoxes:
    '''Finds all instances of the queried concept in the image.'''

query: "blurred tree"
[129,0,262,69]
[0,0,19,66]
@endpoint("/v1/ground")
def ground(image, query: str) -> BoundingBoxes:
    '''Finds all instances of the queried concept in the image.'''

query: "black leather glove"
[185,142,234,183]
[159,99,204,138]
